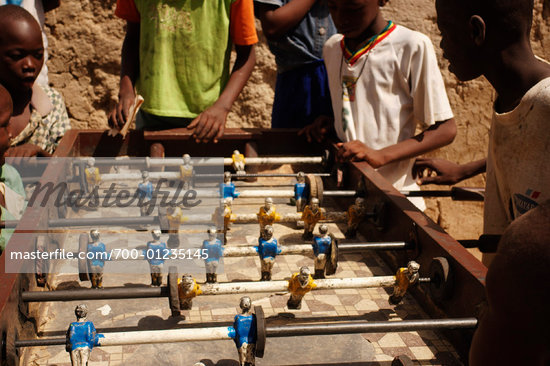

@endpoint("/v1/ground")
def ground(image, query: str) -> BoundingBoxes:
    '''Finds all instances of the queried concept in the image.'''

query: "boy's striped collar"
[340,21,396,66]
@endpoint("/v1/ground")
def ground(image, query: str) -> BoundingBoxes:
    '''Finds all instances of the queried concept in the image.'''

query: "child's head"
[0,84,12,163]
[435,0,534,81]
[469,200,550,365]
[328,0,389,40]
[0,5,44,94]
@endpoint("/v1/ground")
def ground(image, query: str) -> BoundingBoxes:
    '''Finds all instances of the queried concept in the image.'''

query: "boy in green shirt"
[109,0,258,143]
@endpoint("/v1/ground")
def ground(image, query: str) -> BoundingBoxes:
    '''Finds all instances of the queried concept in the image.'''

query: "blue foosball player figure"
[231,296,257,366]
[66,304,103,366]
[220,171,240,201]
[202,227,224,283]
[145,229,167,286]
[312,224,332,279]
[256,225,281,281]
[136,170,154,216]
[87,230,106,289]
[294,172,308,212]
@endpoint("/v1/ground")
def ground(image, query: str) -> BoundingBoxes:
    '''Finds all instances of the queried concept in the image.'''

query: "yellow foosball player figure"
[256,197,281,233]
[179,154,194,190]
[389,261,420,305]
[212,198,234,243]
[345,197,367,239]
[166,205,187,248]
[301,197,324,241]
[178,274,202,310]
[232,149,246,175]
[84,158,100,193]
[287,266,316,309]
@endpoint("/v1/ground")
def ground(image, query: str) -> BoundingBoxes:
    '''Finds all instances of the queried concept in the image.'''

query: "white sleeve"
[408,34,454,127]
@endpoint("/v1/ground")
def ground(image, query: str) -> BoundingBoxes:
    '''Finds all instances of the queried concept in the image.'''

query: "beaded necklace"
[339,21,396,136]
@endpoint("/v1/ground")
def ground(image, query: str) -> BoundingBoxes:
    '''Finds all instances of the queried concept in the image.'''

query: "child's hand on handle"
[335,141,387,168]
[298,115,333,143]
[412,158,465,185]
[108,84,136,130]
[187,103,228,144]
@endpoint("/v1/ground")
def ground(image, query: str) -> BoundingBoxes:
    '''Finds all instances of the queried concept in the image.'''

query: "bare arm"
[188,44,256,143]
[413,157,487,185]
[108,21,140,129]
[336,118,457,167]
[255,0,317,40]
[42,0,60,12]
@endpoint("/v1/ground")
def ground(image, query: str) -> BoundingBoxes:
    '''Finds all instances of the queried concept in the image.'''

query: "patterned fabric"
[10,85,70,154]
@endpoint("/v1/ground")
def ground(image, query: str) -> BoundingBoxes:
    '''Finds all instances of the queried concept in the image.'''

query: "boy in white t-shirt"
[300,0,456,210]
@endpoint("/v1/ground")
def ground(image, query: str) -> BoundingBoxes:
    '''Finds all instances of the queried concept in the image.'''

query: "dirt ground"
[42,0,550,241]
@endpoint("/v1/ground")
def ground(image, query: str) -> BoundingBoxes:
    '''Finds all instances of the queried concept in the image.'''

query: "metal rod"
[100,327,232,346]
[15,318,477,348]
[15,338,67,347]
[99,172,331,181]
[222,242,410,257]
[2,211,352,228]
[265,318,478,337]
[65,242,410,262]
[67,156,324,168]
[21,287,167,302]
[338,242,410,251]
[22,276,398,302]
[322,190,357,197]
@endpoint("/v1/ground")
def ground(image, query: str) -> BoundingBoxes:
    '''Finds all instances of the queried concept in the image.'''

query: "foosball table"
[0,129,487,366]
